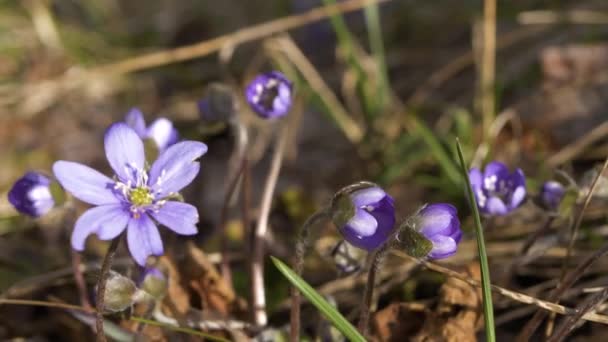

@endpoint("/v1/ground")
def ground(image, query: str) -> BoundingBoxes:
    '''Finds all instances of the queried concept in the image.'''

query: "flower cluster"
[330,183,462,260]
[53,123,207,265]
[469,161,526,216]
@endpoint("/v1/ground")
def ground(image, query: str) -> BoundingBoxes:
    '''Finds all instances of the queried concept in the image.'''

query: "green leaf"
[411,116,461,186]
[270,256,366,342]
[455,139,496,342]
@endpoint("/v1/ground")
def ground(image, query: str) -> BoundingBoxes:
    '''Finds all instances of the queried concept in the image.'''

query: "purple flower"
[53,123,207,266]
[125,108,179,152]
[8,172,55,217]
[331,185,396,251]
[540,181,565,211]
[469,161,526,216]
[415,203,462,259]
[245,71,293,119]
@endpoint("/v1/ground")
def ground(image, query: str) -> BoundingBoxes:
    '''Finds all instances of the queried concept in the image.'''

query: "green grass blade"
[130,316,230,342]
[410,116,461,186]
[363,1,389,110]
[455,138,495,342]
[270,256,366,342]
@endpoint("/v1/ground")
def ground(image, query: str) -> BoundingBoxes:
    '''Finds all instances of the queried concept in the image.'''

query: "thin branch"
[0,298,93,313]
[548,288,608,342]
[72,251,92,309]
[250,121,290,326]
[517,242,608,341]
[89,0,390,76]
[393,251,608,325]
[480,0,497,136]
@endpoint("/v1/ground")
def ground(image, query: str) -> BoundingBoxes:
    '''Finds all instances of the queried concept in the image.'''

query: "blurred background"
[2,0,608,340]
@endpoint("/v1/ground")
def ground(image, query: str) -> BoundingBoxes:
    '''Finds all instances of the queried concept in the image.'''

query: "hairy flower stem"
[95,238,121,342]
[358,242,390,336]
[251,122,289,326]
[290,209,330,342]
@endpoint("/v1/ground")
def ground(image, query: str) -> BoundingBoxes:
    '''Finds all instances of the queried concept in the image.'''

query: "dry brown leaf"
[413,262,483,342]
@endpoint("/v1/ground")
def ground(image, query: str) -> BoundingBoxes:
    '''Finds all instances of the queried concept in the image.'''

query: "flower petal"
[151,201,199,235]
[147,118,179,151]
[105,123,146,183]
[418,203,457,237]
[149,141,207,196]
[486,197,508,215]
[124,108,147,138]
[351,187,386,208]
[71,204,129,251]
[345,209,378,237]
[53,161,119,205]
[510,186,526,209]
[428,235,458,259]
[469,168,483,190]
[127,215,164,266]
[483,161,510,182]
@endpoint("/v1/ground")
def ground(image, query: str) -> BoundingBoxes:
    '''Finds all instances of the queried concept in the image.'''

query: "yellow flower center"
[129,187,154,207]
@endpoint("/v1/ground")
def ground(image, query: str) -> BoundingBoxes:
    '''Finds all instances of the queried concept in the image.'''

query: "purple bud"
[8,172,55,217]
[469,161,526,216]
[245,71,293,119]
[414,203,462,259]
[198,83,238,123]
[331,183,396,251]
[539,181,565,211]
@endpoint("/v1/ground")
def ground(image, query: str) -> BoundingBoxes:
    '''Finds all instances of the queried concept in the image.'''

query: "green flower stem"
[95,237,121,342]
[290,208,330,342]
[456,139,495,342]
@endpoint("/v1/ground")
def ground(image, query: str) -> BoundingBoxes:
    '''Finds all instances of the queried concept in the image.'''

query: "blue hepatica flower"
[469,161,526,216]
[53,123,207,266]
[245,71,293,119]
[125,108,179,152]
[8,171,55,217]
[539,181,565,212]
[333,185,396,251]
[415,203,462,259]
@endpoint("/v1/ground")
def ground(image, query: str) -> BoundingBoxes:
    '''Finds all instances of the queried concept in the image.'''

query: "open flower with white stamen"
[469,161,526,216]
[53,123,207,266]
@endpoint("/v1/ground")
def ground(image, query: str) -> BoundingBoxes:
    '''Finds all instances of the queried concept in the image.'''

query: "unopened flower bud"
[330,240,366,274]
[101,271,138,313]
[8,172,55,218]
[139,267,167,300]
[198,83,238,123]
[539,181,565,212]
